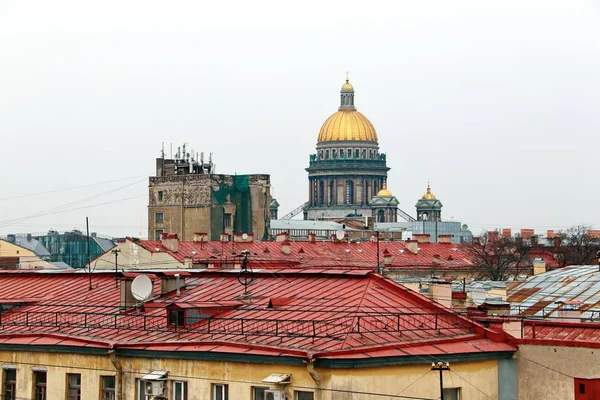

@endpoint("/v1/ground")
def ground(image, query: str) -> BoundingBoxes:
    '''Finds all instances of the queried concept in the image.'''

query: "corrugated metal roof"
[508,265,600,319]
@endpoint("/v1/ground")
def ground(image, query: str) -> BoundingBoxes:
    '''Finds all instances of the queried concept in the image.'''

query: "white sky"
[1,0,599,238]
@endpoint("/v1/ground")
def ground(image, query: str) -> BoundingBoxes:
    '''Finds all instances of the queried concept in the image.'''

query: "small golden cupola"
[422,184,436,200]
[377,181,393,197]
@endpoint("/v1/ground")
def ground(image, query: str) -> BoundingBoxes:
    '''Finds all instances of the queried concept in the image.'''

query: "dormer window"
[168,309,185,328]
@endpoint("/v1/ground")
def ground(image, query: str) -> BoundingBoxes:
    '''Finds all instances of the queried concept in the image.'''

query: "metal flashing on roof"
[141,370,169,380]
[262,373,291,384]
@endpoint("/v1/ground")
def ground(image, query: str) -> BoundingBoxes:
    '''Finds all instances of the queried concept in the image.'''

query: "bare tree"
[555,225,600,266]
[466,230,531,281]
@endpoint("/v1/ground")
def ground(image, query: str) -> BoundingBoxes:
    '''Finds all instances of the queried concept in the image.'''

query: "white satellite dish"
[131,275,153,301]
[471,283,486,306]
[242,233,248,241]
[335,229,346,241]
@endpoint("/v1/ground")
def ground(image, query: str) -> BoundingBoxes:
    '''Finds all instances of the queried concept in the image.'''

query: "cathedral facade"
[304,78,393,221]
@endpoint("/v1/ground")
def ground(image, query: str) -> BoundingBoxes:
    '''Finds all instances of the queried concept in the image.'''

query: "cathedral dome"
[376,181,393,197]
[341,81,354,93]
[318,110,378,142]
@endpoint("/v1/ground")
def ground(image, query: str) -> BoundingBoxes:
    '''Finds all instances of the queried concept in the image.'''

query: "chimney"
[276,232,289,242]
[219,233,230,242]
[119,277,136,308]
[161,233,179,252]
[161,272,187,295]
[383,249,392,266]
[483,298,511,316]
[245,233,254,242]
[515,236,524,248]
[501,228,511,238]
[520,229,534,239]
[183,257,193,268]
[193,232,208,242]
[533,257,546,275]
[281,240,291,255]
[553,236,562,250]
[404,240,418,254]
[547,229,555,239]
[503,319,522,339]
[431,279,452,308]
[233,233,244,242]
[438,234,452,244]
[413,234,430,244]
[530,235,538,247]
[26,233,32,242]
[308,232,316,243]
[91,232,97,238]
[555,300,582,322]
[370,232,379,243]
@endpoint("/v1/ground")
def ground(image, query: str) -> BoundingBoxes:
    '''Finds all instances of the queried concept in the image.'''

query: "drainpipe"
[108,348,124,400]
[304,356,322,400]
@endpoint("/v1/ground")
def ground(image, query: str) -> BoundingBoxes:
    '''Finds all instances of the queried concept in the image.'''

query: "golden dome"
[377,181,392,197]
[341,80,354,93]
[318,110,378,142]
[422,184,436,200]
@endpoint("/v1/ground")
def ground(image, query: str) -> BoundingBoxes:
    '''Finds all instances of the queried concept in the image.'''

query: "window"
[346,180,354,205]
[325,150,329,159]
[67,373,81,400]
[155,213,164,223]
[154,229,164,240]
[33,371,47,400]
[296,391,314,400]
[442,388,460,400]
[158,191,164,202]
[223,213,232,228]
[252,386,268,400]
[347,149,351,158]
[173,381,187,400]
[377,209,385,223]
[168,309,185,328]
[101,376,116,400]
[213,384,228,400]
[3,368,16,400]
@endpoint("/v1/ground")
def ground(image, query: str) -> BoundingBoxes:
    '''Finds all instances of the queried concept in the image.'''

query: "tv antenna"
[237,250,254,295]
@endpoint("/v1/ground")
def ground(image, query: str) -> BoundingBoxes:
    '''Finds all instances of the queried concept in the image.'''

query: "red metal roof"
[518,320,600,348]
[0,270,515,359]
[133,239,475,271]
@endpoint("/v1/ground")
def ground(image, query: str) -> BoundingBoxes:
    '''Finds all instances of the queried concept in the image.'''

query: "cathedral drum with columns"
[304,77,391,220]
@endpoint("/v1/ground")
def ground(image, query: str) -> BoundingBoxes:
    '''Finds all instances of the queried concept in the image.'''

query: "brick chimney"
[281,240,291,255]
[547,229,555,238]
[404,240,419,255]
[308,232,316,243]
[383,249,392,266]
[438,234,452,244]
[161,233,179,252]
[431,279,452,308]
[502,228,512,238]
[219,233,230,242]
[192,232,208,242]
[413,234,430,244]
[276,232,289,242]
[520,229,534,239]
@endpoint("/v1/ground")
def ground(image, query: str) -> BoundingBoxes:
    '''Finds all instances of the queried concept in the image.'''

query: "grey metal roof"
[10,236,51,257]
[508,265,600,320]
[93,237,116,252]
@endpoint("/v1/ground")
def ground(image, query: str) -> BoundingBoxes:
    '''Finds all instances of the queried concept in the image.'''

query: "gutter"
[108,348,124,400]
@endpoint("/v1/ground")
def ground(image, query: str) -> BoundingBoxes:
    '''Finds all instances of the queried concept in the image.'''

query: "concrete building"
[148,145,271,241]
[0,268,517,400]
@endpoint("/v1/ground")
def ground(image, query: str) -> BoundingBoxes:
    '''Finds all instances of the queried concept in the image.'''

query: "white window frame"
[173,381,187,400]
[213,383,228,400]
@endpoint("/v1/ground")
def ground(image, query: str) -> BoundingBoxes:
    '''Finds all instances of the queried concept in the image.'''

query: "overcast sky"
[1,0,599,238]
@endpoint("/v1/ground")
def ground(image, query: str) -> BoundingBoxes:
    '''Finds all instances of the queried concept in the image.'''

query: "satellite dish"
[242,233,248,240]
[335,229,346,241]
[471,283,486,306]
[131,275,153,301]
